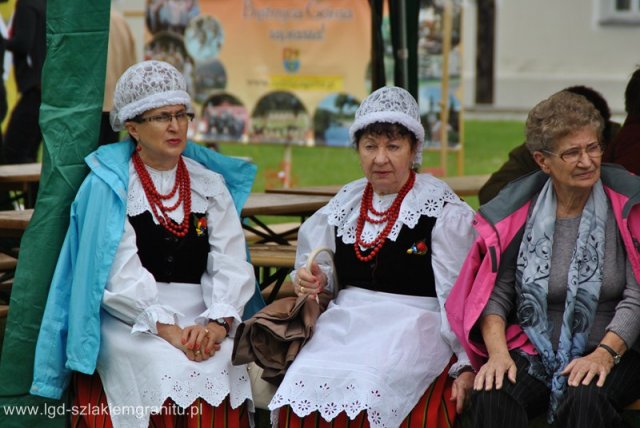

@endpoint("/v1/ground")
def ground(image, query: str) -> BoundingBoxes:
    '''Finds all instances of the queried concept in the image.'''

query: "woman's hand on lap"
[451,371,475,414]
[202,321,227,356]
[561,349,613,387]
[474,352,517,391]
[180,324,224,361]
[156,323,197,360]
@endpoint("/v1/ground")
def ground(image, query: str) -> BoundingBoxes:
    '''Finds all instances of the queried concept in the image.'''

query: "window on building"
[600,0,640,24]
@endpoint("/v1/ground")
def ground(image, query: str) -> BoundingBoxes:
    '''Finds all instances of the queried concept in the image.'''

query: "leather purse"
[232,247,337,389]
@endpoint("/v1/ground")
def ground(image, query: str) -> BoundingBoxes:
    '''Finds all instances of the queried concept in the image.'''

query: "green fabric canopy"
[0,0,109,425]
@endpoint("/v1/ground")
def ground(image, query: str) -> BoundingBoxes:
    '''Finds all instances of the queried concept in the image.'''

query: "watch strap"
[213,318,231,336]
[598,343,621,365]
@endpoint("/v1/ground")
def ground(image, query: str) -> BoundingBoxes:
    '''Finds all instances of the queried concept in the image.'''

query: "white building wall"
[463,0,640,114]
[112,0,146,63]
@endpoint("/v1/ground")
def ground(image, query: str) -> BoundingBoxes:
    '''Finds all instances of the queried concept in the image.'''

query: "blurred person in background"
[98,3,137,146]
[2,0,45,163]
[603,66,640,174]
[478,85,619,205]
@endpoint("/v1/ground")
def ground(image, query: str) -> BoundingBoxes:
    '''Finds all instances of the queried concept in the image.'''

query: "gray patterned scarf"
[515,179,606,423]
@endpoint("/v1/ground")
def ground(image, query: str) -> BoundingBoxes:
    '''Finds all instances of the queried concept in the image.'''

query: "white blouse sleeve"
[195,185,255,335]
[102,219,182,334]
[102,174,255,337]
[431,200,476,375]
[292,206,338,293]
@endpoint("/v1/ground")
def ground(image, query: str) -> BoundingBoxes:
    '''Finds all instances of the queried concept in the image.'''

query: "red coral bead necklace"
[132,151,192,237]
[354,170,415,262]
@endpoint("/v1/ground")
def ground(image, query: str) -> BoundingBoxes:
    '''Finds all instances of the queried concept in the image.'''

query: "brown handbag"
[232,247,337,386]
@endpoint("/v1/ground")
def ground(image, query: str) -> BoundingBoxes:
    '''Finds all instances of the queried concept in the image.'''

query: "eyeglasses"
[136,111,195,126]
[542,142,603,164]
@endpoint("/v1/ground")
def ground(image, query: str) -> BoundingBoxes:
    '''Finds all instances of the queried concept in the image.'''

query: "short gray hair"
[525,91,604,153]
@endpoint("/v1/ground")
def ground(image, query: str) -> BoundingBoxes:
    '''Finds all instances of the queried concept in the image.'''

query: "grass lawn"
[218,120,526,210]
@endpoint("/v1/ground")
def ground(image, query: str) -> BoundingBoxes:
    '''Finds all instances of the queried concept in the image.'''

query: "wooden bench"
[249,244,297,303]
[244,222,300,245]
[0,253,16,303]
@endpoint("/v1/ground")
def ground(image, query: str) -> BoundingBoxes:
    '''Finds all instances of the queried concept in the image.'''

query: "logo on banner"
[283,47,300,73]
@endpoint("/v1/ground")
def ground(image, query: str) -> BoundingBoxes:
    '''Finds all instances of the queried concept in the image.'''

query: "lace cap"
[110,60,192,131]
[349,86,425,166]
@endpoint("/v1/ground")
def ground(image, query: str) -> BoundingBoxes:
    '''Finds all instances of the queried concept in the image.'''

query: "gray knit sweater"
[483,208,640,352]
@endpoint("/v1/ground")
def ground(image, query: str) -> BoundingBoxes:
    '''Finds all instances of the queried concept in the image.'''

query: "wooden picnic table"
[241,193,332,245]
[0,163,41,184]
[0,191,332,243]
[0,163,42,208]
[241,193,332,217]
[265,174,491,198]
[0,209,33,238]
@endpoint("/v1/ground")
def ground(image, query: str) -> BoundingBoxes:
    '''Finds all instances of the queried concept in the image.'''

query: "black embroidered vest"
[334,215,437,297]
[128,211,209,284]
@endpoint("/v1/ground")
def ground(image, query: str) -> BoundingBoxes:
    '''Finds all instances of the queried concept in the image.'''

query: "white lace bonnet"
[110,60,192,131]
[348,86,425,166]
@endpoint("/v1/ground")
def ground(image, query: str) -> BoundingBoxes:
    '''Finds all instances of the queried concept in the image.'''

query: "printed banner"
[144,0,370,146]
[416,3,463,148]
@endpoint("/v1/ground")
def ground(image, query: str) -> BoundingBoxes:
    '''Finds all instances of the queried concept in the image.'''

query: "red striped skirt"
[70,372,249,428]
[277,359,458,428]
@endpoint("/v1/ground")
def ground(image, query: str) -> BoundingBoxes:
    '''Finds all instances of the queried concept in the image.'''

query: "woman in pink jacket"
[446,90,640,427]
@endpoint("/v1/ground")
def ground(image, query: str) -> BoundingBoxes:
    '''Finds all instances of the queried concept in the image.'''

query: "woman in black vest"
[269,87,476,427]
[33,60,257,428]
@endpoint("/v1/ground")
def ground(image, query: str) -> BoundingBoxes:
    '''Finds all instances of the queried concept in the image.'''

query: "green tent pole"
[0,0,109,425]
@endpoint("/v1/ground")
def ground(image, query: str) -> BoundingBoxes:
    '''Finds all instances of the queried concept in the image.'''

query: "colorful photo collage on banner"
[144,0,370,147]
[417,2,463,149]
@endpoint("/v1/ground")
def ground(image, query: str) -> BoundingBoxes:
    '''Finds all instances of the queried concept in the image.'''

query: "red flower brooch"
[194,216,208,237]
[406,239,428,256]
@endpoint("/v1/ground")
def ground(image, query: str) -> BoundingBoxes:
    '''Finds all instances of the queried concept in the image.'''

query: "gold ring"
[204,329,209,335]
[195,350,201,355]
[300,286,305,293]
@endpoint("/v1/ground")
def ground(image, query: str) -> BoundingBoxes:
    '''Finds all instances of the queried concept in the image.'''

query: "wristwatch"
[213,318,231,336]
[598,343,621,365]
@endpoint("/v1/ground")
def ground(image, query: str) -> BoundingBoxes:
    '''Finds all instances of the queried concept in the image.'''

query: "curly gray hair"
[525,91,604,153]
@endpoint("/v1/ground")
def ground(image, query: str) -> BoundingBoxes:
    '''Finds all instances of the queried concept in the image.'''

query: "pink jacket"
[446,165,640,370]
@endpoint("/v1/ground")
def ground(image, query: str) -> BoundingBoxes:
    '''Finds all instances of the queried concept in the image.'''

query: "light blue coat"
[30,140,261,399]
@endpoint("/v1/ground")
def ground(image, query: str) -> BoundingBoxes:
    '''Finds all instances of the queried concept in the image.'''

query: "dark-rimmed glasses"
[542,142,603,164]
[135,111,195,126]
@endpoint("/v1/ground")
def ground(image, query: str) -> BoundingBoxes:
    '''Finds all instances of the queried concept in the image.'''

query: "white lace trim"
[139,369,250,409]
[131,305,181,334]
[127,157,225,224]
[110,368,252,428]
[328,174,461,245]
[270,376,398,428]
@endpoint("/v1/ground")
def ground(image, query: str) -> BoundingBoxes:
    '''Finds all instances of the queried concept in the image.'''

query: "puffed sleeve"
[292,205,338,293]
[102,219,182,334]
[195,185,255,335]
[431,200,476,376]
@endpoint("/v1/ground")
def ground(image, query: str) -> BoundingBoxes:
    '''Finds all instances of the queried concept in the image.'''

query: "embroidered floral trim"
[327,174,460,245]
[269,376,400,428]
[128,157,224,224]
[110,369,252,428]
